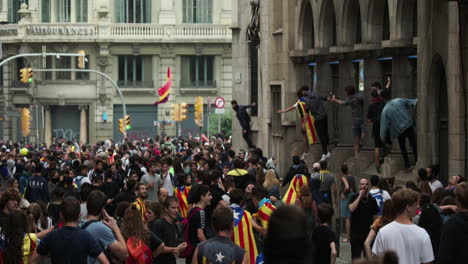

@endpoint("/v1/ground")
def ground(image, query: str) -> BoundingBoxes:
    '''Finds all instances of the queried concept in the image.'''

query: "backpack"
[180,207,202,258]
[371,190,384,215]
[126,237,152,264]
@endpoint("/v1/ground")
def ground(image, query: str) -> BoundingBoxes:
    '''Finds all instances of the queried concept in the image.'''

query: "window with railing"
[183,0,212,23]
[115,0,151,23]
[8,0,28,23]
[118,55,153,88]
[181,56,215,88]
[41,0,87,23]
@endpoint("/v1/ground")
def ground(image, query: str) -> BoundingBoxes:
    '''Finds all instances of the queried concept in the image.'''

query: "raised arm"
[277,105,296,114]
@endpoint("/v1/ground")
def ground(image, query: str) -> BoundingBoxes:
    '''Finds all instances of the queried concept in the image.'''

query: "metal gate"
[51,106,81,141]
[113,105,158,142]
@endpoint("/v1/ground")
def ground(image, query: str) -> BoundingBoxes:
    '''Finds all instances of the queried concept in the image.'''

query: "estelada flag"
[296,98,318,144]
[253,199,276,229]
[153,67,172,105]
[282,174,309,205]
[231,206,258,264]
[174,185,191,218]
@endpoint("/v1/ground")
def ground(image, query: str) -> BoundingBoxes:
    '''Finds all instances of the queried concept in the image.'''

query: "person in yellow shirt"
[1,209,52,263]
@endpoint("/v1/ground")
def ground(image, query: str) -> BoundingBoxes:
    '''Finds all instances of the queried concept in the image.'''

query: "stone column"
[79,105,87,144]
[0,0,8,22]
[44,106,52,146]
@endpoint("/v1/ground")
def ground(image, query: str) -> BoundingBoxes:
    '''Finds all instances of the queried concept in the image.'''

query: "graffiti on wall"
[127,131,151,141]
[53,129,80,141]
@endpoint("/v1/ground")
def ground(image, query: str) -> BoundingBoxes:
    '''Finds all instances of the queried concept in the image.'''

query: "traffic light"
[20,68,27,83]
[20,108,31,137]
[118,118,124,133]
[20,68,34,83]
[194,96,203,127]
[27,68,33,83]
[171,104,180,122]
[124,115,131,130]
[77,50,86,69]
[179,103,188,121]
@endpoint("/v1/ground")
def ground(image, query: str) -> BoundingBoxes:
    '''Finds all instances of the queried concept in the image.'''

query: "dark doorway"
[430,57,449,185]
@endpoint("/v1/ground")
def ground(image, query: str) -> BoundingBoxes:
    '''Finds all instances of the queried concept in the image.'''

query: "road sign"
[214,97,225,108]
[215,108,225,115]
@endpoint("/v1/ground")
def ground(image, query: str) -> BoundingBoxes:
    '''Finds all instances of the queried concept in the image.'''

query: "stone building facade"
[0,0,232,144]
[232,0,468,182]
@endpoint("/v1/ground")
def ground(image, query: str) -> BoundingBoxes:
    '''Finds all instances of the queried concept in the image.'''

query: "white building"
[0,0,232,144]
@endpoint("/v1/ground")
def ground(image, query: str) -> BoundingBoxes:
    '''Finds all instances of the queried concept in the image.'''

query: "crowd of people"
[0,133,467,264]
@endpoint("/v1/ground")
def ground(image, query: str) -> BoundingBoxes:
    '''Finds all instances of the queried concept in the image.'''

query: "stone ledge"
[354,43,382,51]
[329,46,355,53]
[381,39,414,48]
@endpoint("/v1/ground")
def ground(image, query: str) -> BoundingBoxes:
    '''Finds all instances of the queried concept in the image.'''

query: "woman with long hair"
[26,203,53,233]
[2,209,52,263]
[121,204,165,263]
[364,200,396,258]
[299,185,318,240]
[263,169,280,202]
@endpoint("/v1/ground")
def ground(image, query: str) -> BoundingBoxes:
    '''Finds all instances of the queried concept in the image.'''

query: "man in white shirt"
[372,188,434,264]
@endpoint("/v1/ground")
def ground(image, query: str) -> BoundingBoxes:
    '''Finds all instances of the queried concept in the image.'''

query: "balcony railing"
[180,80,216,88]
[117,80,154,88]
[0,23,231,43]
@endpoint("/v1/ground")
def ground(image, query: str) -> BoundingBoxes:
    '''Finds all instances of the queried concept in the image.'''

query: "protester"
[0,188,21,230]
[372,188,434,264]
[264,205,309,264]
[340,164,356,243]
[121,204,164,263]
[1,209,52,263]
[380,90,418,170]
[231,100,256,149]
[349,178,379,259]
[367,89,386,172]
[313,203,337,264]
[133,182,148,220]
[364,200,396,258]
[438,182,468,263]
[277,88,319,157]
[329,85,364,157]
[369,175,391,215]
[83,190,128,263]
[30,197,109,264]
[141,163,161,202]
[184,184,212,264]
[304,85,331,160]
[192,206,247,264]
[151,197,187,264]
[229,189,259,263]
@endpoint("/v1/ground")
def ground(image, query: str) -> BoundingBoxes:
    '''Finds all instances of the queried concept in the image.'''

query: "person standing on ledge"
[379,90,418,170]
[231,100,256,149]
[278,88,319,159]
